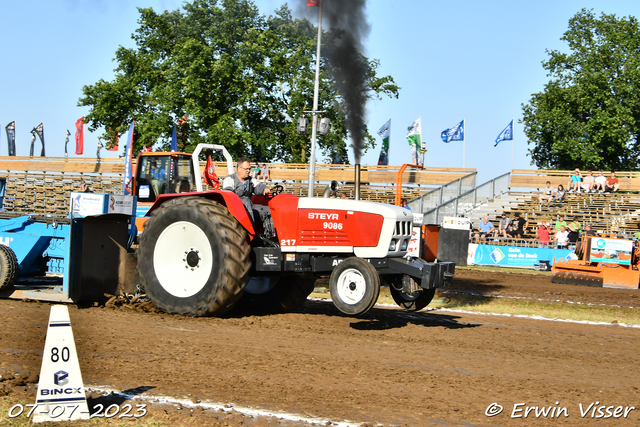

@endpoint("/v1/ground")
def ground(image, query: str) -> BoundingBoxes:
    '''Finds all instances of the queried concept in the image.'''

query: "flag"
[203,152,220,189]
[107,127,119,151]
[123,121,135,195]
[441,120,464,143]
[406,117,422,166]
[75,117,84,155]
[64,129,70,157]
[306,0,319,6]
[495,119,514,147]
[5,121,15,156]
[34,123,45,156]
[377,119,391,166]
[170,124,177,152]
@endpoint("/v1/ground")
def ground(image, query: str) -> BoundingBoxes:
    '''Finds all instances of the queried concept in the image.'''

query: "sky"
[2,0,640,184]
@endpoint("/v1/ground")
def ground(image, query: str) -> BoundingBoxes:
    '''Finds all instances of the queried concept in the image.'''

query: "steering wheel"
[270,184,284,197]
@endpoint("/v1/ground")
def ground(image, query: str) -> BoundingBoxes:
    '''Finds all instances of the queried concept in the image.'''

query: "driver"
[222,157,272,225]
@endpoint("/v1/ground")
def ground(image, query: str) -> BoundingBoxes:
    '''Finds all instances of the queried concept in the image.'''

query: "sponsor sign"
[473,244,573,268]
[406,226,421,258]
[589,238,633,265]
[442,216,471,230]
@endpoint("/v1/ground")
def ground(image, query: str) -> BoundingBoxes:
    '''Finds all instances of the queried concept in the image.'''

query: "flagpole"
[307,0,323,197]
[511,117,514,171]
[463,118,466,168]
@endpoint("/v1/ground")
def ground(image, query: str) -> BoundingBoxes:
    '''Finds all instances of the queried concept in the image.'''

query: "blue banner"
[473,244,573,268]
[494,119,513,147]
[441,120,464,143]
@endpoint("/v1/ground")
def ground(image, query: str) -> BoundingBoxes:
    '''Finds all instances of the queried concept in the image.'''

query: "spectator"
[535,221,551,248]
[79,179,90,193]
[251,162,261,180]
[584,223,596,237]
[475,216,495,244]
[605,171,619,192]
[260,163,270,183]
[538,181,554,206]
[594,170,607,193]
[555,215,567,231]
[554,225,570,249]
[554,184,566,203]
[569,169,582,193]
[509,212,528,238]
[567,217,581,248]
[581,170,595,193]
[494,212,512,239]
[400,198,411,210]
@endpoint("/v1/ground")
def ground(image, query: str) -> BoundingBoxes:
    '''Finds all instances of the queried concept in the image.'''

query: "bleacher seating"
[0,156,475,214]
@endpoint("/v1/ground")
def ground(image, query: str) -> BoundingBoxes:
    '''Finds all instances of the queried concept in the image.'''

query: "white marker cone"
[32,305,90,423]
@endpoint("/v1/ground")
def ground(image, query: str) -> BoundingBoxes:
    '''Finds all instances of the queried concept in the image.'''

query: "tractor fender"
[145,191,256,237]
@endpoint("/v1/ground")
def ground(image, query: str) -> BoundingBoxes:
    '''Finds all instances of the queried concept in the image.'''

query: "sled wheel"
[0,245,18,290]
[137,196,250,316]
[387,275,435,311]
[238,276,316,313]
[329,257,380,316]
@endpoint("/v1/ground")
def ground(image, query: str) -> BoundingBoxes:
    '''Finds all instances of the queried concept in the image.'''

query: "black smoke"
[297,0,371,164]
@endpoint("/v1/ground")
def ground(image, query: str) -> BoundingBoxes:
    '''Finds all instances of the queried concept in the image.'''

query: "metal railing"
[418,172,511,224]
[407,172,477,213]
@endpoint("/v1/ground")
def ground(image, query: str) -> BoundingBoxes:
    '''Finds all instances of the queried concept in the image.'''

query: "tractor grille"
[394,220,412,237]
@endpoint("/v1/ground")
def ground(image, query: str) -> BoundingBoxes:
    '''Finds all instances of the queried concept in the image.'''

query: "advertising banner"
[472,244,573,268]
[589,238,633,265]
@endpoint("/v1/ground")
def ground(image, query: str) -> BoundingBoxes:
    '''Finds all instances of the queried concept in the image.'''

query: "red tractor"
[133,145,454,317]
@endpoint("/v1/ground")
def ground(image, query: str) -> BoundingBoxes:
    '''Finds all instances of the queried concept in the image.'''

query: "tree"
[521,9,640,171]
[78,0,399,163]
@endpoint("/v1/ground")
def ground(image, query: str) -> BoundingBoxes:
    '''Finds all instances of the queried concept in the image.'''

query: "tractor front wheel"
[329,257,380,316]
[387,275,436,311]
[137,197,250,316]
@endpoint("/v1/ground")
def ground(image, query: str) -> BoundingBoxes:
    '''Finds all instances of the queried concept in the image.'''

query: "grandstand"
[0,156,475,214]
[469,169,640,246]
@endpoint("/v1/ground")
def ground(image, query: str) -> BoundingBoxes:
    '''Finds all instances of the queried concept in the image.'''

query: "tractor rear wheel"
[387,275,435,311]
[137,197,251,316]
[329,257,380,316]
[0,245,18,290]
[237,276,316,314]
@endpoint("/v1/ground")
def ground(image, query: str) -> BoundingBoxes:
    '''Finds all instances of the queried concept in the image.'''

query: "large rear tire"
[329,257,380,316]
[137,197,251,316]
[237,276,316,314]
[0,245,18,290]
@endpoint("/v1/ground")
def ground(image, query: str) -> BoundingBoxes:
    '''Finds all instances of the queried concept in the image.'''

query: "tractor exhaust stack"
[355,164,361,200]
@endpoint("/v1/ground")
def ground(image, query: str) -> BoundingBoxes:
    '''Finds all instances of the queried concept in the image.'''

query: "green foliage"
[521,9,640,171]
[78,0,399,163]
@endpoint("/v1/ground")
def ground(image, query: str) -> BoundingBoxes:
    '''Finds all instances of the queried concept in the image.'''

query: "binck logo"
[54,370,69,386]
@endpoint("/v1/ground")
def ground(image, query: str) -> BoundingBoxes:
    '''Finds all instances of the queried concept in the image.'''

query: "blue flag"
[123,121,135,195]
[495,120,514,147]
[171,124,177,152]
[441,120,464,143]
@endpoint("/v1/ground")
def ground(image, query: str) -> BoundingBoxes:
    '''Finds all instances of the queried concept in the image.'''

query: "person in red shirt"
[605,171,619,192]
[536,221,551,248]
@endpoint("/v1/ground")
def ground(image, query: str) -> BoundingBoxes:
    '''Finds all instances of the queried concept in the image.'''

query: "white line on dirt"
[425,307,640,328]
[86,385,362,427]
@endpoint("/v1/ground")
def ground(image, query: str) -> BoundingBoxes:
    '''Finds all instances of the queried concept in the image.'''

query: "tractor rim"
[336,268,367,304]
[153,221,213,298]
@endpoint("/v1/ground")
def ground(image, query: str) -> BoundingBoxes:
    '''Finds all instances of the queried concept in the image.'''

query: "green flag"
[406,117,422,165]
[377,119,390,165]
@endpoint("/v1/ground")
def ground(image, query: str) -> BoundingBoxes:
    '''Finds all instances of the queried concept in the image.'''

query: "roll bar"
[191,144,235,192]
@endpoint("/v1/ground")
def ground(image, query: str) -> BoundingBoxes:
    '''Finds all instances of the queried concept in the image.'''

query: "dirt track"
[2,269,640,426]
